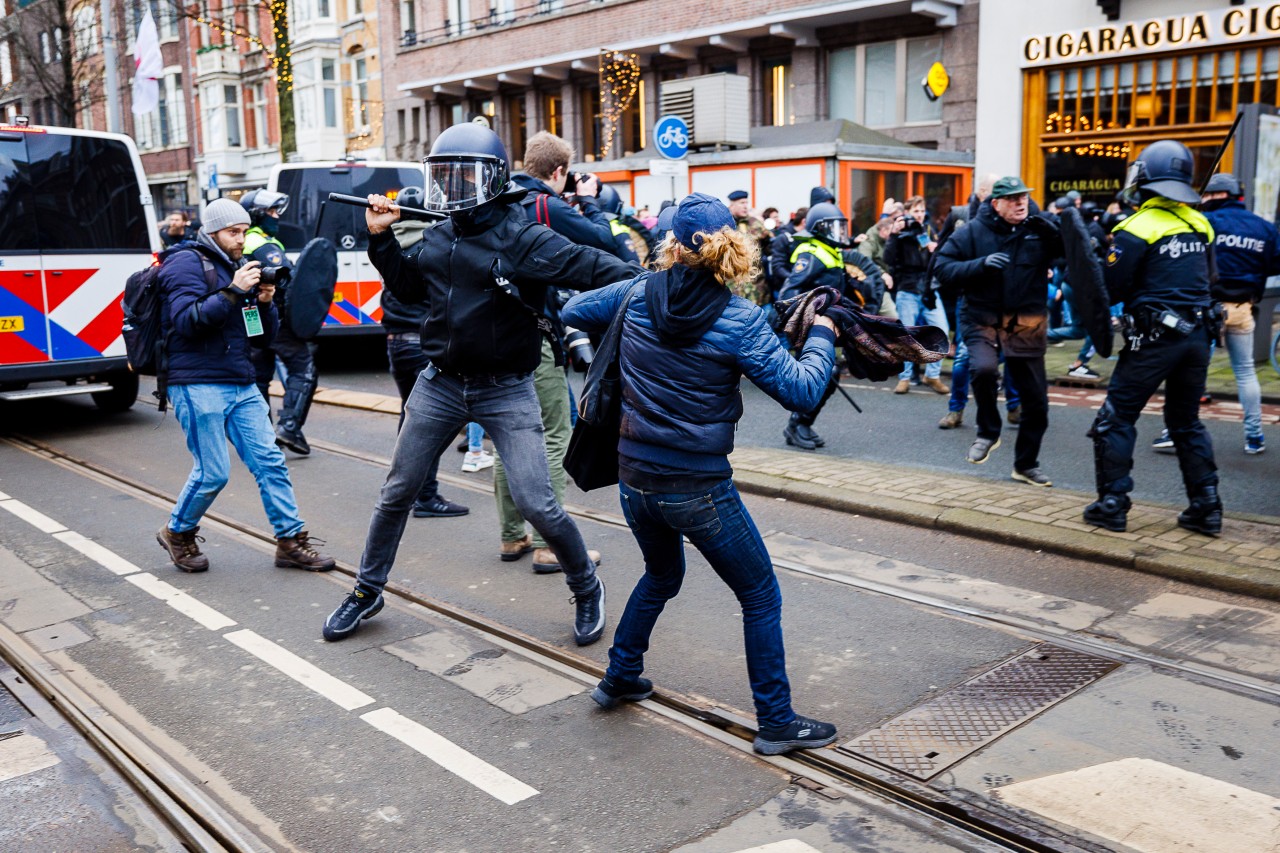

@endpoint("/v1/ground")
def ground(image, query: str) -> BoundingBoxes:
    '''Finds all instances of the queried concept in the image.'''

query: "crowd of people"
[148,124,1270,759]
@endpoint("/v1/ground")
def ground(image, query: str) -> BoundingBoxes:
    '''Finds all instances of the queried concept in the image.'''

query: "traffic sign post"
[654,115,689,160]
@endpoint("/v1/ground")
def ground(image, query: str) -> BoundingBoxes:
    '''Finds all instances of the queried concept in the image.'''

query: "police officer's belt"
[1130,305,1204,335]
[387,331,421,341]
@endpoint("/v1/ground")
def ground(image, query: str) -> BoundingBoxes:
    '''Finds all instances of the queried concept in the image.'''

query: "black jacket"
[934,204,1063,355]
[367,195,640,376]
[883,224,935,295]
[511,173,618,255]
[1104,198,1214,312]
[380,220,432,334]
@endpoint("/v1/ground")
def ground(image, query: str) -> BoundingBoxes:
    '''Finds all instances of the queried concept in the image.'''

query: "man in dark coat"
[934,176,1062,487]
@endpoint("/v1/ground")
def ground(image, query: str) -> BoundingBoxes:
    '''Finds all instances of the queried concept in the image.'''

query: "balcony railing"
[401,0,622,50]
[195,45,242,76]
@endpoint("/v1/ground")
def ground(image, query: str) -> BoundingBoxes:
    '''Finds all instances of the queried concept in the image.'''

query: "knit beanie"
[201,198,252,235]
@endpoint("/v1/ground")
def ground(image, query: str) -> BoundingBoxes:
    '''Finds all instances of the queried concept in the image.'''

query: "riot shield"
[287,237,339,340]
[1057,207,1113,359]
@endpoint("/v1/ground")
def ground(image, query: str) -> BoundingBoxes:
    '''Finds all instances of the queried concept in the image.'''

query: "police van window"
[25,133,150,252]
[275,165,426,252]
[0,135,38,252]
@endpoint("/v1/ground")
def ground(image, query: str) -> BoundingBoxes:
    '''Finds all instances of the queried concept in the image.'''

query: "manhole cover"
[840,644,1120,780]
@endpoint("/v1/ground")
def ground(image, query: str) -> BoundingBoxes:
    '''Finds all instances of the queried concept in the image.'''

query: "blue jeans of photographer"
[168,383,304,537]
[354,367,598,595]
[607,478,794,730]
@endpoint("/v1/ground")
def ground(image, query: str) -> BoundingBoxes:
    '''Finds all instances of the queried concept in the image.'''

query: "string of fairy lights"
[599,49,639,158]
[1043,112,1131,159]
[191,0,293,92]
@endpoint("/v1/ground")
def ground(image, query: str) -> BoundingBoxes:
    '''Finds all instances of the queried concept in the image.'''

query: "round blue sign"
[654,115,689,160]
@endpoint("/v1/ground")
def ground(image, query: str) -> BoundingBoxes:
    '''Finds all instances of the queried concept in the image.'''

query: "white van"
[0,123,160,410]
[268,160,426,335]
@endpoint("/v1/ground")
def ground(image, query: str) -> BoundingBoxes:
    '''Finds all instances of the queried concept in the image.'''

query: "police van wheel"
[93,372,139,413]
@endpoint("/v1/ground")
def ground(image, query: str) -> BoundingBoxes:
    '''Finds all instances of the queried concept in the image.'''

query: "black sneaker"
[572,579,606,646]
[591,675,654,709]
[753,715,838,755]
[413,495,470,518]
[322,587,384,641]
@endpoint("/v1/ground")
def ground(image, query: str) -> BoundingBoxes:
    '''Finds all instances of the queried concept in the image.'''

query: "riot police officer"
[241,189,319,456]
[597,184,642,264]
[1084,140,1223,535]
[779,202,884,450]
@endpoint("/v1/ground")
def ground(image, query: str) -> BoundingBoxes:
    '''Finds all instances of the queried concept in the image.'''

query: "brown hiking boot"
[937,410,963,429]
[157,525,209,573]
[499,534,534,562]
[275,530,336,571]
[893,379,911,394]
[531,547,601,575]
[924,377,949,395]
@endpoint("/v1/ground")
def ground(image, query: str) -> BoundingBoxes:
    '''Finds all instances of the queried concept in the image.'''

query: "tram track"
[4,430,1274,852]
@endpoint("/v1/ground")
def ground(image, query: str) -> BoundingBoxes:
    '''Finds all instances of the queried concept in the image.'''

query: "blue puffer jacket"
[159,232,278,386]
[562,266,835,479]
[1203,199,1280,303]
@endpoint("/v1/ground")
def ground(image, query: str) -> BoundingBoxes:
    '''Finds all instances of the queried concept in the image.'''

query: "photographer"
[493,131,644,573]
[241,189,319,457]
[884,195,949,395]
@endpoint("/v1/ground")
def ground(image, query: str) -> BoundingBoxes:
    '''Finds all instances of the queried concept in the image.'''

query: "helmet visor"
[256,189,289,214]
[817,217,850,245]
[424,158,504,212]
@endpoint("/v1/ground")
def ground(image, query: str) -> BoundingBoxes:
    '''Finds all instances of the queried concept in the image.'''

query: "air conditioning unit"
[658,73,751,150]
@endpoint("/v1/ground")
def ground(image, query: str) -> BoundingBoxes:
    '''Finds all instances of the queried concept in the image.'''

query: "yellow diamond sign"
[923,62,950,102]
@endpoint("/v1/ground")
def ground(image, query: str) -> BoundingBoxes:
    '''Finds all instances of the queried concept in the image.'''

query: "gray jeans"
[355,366,598,595]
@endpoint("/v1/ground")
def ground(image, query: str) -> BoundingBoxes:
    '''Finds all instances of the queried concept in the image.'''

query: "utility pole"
[99,0,123,132]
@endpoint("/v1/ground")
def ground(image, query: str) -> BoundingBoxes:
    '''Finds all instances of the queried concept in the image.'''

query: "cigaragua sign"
[1023,4,1280,66]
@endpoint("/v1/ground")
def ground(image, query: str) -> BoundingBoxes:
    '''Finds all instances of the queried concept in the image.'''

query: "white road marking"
[729,842,824,853]
[0,490,9,499]
[224,629,374,711]
[0,499,67,534]
[360,707,538,805]
[53,531,141,576]
[0,733,61,782]
[994,757,1280,852]
[125,573,238,631]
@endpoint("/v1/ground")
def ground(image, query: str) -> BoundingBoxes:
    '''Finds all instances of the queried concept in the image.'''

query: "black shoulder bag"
[564,279,644,491]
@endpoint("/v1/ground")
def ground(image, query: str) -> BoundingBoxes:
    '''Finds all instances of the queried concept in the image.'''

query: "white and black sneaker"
[572,579,606,646]
[1067,365,1100,379]
[753,715,838,755]
[1152,429,1175,454]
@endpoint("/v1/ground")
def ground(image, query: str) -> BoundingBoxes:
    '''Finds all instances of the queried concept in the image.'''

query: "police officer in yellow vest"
[241,189,319,456]
[597,184,640,264]
[778,202,884,450]
[1084,140,1224,535]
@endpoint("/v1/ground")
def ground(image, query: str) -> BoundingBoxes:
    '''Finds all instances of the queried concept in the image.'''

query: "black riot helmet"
[240,188,289,224]
[1123,140,1200,205]
[423,123,511,213]
[1203,172,1243,198]
[804,202,852,249]
[598,183,623,216]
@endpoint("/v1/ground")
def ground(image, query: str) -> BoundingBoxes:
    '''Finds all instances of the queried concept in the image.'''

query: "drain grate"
[839,645,1120,780]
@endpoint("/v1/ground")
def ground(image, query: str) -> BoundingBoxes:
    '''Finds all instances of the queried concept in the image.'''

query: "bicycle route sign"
[654,115,689,160]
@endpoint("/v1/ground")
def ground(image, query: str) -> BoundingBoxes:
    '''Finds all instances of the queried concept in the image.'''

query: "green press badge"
[242,305,264,336]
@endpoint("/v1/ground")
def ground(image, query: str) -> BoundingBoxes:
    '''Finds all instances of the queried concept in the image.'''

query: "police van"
[0,122,160,411]
[268,160,425,335]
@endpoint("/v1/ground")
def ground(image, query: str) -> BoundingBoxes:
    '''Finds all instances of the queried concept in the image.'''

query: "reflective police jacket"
[1104,198,1214,311]
[609,218,640,264]
[243,227,293,318]
[367,195,641,376]
[1203,199,1280,304]
[780,238,883,308]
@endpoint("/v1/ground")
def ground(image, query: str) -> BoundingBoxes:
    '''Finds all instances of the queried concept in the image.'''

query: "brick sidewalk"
[729,447,1280,600]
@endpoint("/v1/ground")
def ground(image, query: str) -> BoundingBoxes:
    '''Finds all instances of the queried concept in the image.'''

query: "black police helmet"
[804,202,852,249]
[598,184,623,215]
[1126,140,1200,205]
[1204,172,1243,198]
[240,188,289,223]
[423,123,511,213]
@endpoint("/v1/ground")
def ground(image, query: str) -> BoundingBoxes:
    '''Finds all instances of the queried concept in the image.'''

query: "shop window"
[764,57,792,126]
[620,78,645,154]
[846,168,907,234]
[544,93,561,136]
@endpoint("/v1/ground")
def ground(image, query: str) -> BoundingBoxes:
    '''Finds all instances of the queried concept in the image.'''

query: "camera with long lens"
[563,171,595,195]
[258,265,290,286]
[562,325,595,372]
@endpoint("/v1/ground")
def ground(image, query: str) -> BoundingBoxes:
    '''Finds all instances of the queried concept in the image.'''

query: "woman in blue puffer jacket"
[561,193,839,756]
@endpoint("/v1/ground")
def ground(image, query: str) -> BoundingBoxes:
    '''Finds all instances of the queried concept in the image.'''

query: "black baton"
[327,192,447,221]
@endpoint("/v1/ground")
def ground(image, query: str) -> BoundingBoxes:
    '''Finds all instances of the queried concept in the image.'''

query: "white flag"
[131,9,163,115]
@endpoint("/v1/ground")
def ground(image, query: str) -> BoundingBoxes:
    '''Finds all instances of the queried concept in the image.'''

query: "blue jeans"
[466,421,483,451]
[387,335,442,507]
[168,383,304,537]
[895,292,948,381]
[1223,324,1263,439]
[609,479,794,730]
[356,368,597,595]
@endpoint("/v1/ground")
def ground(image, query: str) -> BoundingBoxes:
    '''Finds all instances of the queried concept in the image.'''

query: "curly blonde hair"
[651,227,759,287]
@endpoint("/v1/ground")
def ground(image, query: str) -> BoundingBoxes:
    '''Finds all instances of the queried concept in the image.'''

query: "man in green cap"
[934,176,1063,487]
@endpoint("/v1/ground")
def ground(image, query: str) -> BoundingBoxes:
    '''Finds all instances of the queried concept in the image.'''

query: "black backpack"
[122,247,216,411]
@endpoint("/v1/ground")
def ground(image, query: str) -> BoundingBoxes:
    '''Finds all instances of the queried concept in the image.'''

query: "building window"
[544,93,560,136]
[494,0,515,25]
[39,31,51,64]
[0,42,12,88]
[447,0,467,36]
[247,81,268,147]
[73,5,98,58]
[411,106,421,141]
[905,37,943,123]
[224,84,242,147]
[350,0,362,16]
[171,73,187,144]
[828,45,857,124]
[322,58,338,128]
[508,95,527,161]
[829,37,945,129]
[352,56,369,131]
[399,0,416,45]
[863,42,897,127]
[581,85,601,160]
[764,57,792,126]
[620,78,645,154]
[246,1,259,42]
[80,85,93,130]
